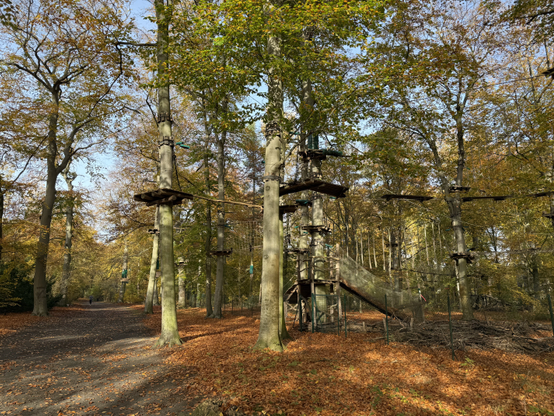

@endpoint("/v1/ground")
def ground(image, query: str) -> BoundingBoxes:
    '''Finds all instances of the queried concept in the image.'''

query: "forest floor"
[2,302,553,415]
[0,301,200,416]
[136,306,554,416]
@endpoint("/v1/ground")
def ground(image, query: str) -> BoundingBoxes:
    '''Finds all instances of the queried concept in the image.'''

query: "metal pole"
[448,294,455,360]
[385,294,389,345]
[546,293,554,336]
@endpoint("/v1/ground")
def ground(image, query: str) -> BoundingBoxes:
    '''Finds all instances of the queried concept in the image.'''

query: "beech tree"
[0,0,135,315]
[359,0,513,319]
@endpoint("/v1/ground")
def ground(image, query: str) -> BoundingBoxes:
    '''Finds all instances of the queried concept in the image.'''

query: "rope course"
[227,220,263,252]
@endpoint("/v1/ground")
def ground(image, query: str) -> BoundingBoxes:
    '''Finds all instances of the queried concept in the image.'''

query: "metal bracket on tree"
[157,112,173,124]
[263,175,281,182]
[158,136,174,148]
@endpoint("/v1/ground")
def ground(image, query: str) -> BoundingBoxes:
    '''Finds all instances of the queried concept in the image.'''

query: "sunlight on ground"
[133,306,554,415]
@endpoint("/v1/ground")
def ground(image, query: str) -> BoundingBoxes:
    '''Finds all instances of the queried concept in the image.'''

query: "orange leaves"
[134,306,554,415]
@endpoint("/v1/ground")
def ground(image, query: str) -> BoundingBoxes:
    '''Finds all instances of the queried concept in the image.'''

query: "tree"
[359,0,513,319]
[153,0,181,347]
[57,167,77,306]
[0,0,135,315]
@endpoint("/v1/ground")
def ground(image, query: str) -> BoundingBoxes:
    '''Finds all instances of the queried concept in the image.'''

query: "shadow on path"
[0,301,198,416]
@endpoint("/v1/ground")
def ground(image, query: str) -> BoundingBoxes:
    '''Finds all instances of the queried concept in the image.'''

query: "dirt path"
[0,301,198,416]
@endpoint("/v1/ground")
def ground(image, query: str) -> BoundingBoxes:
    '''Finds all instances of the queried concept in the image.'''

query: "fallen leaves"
[135,305,554,415]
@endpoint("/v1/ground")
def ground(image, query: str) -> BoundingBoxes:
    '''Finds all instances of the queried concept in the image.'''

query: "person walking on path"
[89,295,93,305]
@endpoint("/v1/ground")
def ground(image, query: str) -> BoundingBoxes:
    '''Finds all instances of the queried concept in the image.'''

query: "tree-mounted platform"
[450,252,475,263]
[279,204,298,215]
[298,149,345,161]
[210,249,233,257]
[285,280,335,303]
[147,228,159,234]
[462,195,510,202]
[120,278,129,283]
[134,188,194,206]
[302,225,331,234]
[286,248,310,255]
[279,180,348,198]
[534,191,554,197]
[449,186,471,193]
[382,194,434,202]
[543,212,554,219]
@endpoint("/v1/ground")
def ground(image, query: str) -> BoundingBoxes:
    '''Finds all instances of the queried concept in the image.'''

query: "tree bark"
[446,196,473,320]
[0,177,4,263]
[204,154,214,317]
[254,29,284,352]
[145,207,160,314]
[212,131,227,318]
[118,241,129,303]
[279,212,291,339]
[58,169,75,306]
[532,262,540,299]
[154,0,181,347]
[177,257,186,308]
[33,107,64,316]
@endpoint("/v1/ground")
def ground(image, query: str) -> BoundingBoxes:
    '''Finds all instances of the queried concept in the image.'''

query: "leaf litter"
[134,306,554,416]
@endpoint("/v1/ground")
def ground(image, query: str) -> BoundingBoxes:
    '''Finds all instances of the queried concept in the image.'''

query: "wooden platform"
[462,196,510,202]
[280,180,348,198]
[302,225,331,234]
[279,204,298,215]
[449,186,471,193]
[534,191,554,197]
[543,212,554,219]
[298,149,345,161]
[134,188,194,206]
[285,248,310,255]
[382,194,433,202]
[450,252,475,263]
[210,249,232,257]
[299,150,327,161]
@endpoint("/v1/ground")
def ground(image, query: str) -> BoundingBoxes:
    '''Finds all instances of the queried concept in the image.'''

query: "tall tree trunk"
[154,0,181,347]
[118,241,129,303]
[196,264,201,307]
[382,231,386,271]
[0,177,4,263]
[153,273,160,305]
[254,29,284,352]
[279,212,291,339]
[145,207,160,313]
[177,257,186,308]
[532,262,540,299]
[391,227,400,291]
[32,84,74,315]
[298,107,310,280]
[446,195,473,319]
[212,132,227,318]
[204,144,214,316]
[33,110,61,316]
[58,169,75,306]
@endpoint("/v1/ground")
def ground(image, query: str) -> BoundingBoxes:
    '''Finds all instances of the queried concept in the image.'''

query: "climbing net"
[227,220,263,252]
